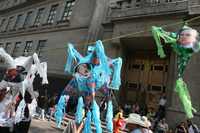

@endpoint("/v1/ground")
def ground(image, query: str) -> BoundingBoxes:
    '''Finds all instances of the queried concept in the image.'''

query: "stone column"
[166,51,200,127]
[86,0,109,43]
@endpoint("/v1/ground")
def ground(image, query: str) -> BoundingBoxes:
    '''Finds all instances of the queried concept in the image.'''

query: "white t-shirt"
[159,98,167,106]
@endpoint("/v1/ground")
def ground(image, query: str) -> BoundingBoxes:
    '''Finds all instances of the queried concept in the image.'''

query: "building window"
[36,40,46,57]
[47,4,58,24]
[14,14,23,29]
[12,42,22,57]
[0,19,6,31]
[5,42,12,54]
[0,43,4,62]
[61,0,75,22]
[150,0,160,4]
[23,41,33,56]
[24,11,33,28]
[6,16,14,31]
[34,8,45,27]
[135,0,141,7]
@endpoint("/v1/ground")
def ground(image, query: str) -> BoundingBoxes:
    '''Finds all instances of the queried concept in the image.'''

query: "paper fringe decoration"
[92,100,102,133]
[75,96,84,124]
[83,110,92,133]
[106,100,113,132]
[54,95,68,128]
[175,78,196,118]
[15,99,26,124]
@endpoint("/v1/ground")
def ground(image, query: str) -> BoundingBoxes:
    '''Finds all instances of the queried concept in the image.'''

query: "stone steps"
[50,114,128,133]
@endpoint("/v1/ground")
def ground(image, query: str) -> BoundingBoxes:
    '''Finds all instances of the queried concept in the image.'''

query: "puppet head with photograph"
[177,25,200,51]
[75,63,91,77]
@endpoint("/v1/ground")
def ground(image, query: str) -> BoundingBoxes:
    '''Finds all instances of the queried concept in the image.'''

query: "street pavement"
[29,119,63,133]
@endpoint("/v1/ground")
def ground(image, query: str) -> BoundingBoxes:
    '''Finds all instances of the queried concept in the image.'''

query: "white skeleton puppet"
[0,48,48,125]
[15,54,48,122]
[15,54,48,123]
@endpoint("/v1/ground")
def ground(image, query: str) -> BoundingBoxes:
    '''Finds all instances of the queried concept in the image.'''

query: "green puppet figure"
[152,25,200,118]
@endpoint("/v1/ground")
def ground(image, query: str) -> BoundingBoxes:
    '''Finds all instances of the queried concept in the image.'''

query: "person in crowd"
[132,102,140,114]
[29,91,39,118]
[113,107,125,133]
[38,95,46,120]
[187,119,199,133]
[156,118,169,133]
[175,121,188,133]
[47,95,56,121]
[147,107,155,122]
[156,93,167,121]
[140,103,148,116]
[124,103,132,116]
[126,113,153,133]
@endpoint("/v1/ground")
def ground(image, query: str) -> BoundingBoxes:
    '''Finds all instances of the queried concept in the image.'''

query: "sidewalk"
[29,119,62,133]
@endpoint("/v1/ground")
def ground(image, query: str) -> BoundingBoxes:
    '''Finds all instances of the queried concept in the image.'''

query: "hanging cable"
[40,15,200,52]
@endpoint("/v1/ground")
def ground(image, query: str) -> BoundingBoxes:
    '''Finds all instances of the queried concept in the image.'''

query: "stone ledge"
[109,1,188,20]
[0,0,27,11]
[189,5,200,15]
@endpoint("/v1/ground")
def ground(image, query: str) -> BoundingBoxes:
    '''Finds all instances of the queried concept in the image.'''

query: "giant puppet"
[55,40,122,132]
[0,48,48,131]
[152,25,200,118]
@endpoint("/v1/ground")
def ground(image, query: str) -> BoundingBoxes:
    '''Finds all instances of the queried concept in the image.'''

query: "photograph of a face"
[177,28,199,49]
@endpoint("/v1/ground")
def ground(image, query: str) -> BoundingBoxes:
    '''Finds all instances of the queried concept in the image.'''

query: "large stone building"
[0,0,97,95]
[0,0,200,127]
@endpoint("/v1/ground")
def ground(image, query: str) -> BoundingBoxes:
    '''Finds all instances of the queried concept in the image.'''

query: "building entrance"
[124,51,169,111]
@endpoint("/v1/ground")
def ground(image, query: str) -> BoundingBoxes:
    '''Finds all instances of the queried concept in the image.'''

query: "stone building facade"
[102,0,200,128]
[0,0,96,95]
[0,0,200,127]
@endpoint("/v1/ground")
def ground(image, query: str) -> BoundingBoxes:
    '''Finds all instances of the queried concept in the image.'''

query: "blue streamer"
[54,95,67,128]
[92,100,102,133]
[83,110,92,133]
[106,100,113,132]
[75,96,84,124]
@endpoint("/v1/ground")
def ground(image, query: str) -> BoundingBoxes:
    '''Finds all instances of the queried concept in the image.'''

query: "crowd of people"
[112,93,199,133]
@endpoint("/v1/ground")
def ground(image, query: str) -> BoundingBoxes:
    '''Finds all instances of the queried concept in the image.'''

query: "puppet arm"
[95,40,111,75]
[108,57,122,90]
[65,44,83,74]
[0,48,15,68]
[152,26,177,58]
